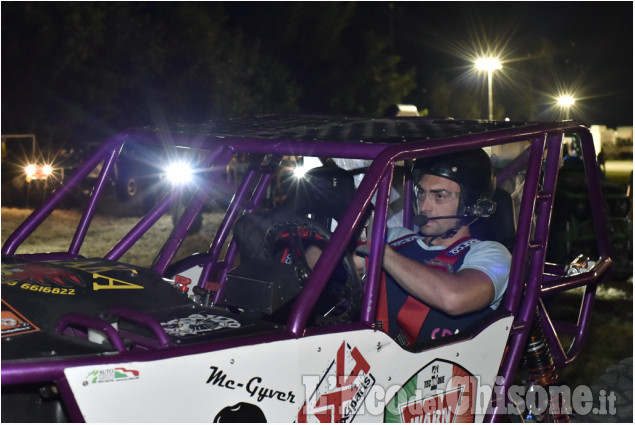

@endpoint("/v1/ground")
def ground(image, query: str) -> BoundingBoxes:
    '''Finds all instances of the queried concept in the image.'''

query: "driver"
[367,149,511,346]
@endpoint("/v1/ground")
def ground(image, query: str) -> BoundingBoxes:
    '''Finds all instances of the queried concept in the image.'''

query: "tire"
[116,176,141,201]
[113,176,158,217]
[573,357,633,423]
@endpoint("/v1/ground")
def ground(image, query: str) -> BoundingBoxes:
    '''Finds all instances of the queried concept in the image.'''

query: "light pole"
[475,57,502,121]
[557,95,575,120]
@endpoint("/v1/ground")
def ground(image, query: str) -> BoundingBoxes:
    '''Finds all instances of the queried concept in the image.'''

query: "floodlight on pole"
[557,95,576,120]
[475,57,502,121]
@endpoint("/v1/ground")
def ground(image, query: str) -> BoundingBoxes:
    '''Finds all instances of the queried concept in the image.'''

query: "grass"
[550,280,633,387]
[1,206,225,268]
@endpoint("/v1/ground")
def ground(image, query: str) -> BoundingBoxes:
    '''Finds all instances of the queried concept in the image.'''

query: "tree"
[1,3,301,145]
[417,72,481,120]
[223,2,417,115]
[2,2,416,147]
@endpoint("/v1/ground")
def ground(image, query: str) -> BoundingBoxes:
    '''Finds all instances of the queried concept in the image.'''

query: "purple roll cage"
[2,116,611,422]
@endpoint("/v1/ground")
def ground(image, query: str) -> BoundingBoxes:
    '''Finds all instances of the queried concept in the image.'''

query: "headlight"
[165,161,193,185]
[24,164,37,179]
[24,163,54,180]
[42,164,53,176]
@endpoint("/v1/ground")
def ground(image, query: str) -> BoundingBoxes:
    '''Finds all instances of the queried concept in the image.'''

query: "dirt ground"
[0,207,225,268]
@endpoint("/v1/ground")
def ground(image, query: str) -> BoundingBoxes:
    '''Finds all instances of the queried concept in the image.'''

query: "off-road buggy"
[1,134,72,208]
[1,116,613,422]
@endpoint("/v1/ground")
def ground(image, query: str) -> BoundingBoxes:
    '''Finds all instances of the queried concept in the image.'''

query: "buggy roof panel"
[132,115,541,145]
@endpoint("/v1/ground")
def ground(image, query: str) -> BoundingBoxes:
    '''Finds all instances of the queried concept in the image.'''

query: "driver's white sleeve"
[459,241,512,310]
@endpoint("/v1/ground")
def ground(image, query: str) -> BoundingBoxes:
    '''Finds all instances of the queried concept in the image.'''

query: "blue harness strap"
[377,236,491,346]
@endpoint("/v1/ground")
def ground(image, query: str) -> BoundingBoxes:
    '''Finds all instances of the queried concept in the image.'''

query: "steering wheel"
[260,216,362,326]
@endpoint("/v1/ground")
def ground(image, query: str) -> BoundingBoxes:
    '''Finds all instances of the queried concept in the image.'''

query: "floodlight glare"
[557,95,575,107]
[293,157,323,178]
[475,57,502,71]
[293,165,308,178]
[166,161,194,184]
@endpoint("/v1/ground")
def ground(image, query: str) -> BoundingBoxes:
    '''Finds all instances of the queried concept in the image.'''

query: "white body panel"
[65,316,512,422]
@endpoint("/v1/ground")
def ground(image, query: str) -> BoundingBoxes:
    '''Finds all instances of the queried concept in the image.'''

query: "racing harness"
[376,235,494,347]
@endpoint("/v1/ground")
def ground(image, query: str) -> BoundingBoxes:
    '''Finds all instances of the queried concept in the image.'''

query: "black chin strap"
[425,222,461,245]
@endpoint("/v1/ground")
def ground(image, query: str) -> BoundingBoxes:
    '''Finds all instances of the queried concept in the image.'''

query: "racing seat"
[470,187,516,251]
[469,186,517,319]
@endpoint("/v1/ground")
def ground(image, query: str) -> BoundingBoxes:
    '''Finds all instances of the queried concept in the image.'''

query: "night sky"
[222,2,632,126]
[390,2,633,127]
[2,2,633,145]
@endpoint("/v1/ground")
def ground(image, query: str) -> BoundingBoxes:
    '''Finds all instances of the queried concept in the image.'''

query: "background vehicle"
[1,134,70,207]
[71,142,238,218]
[72,142,186,217]
[1,117,613,422]
[547,136,632,279]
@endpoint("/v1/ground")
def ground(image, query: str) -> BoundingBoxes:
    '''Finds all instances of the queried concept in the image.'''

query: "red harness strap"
[376,236,476,345]
[376,273,389,331]
[395,294,431,344]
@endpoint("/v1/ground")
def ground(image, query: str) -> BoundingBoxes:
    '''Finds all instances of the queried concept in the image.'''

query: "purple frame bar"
[107,306,172,349]
[362,172,393,323]
[55,313,126,353]
[2,121,611,423]
[69,148,119,255]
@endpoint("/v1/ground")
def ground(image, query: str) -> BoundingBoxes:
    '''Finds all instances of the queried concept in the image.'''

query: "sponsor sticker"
[91,272,143,291]
[298,341,375,423]
[161,314,241,336]
[446,239,478,256]
[1,299,40,337]
[384,359,478,423]
[389,234,419,248]
[1,263,85,295]
[82,367,140,386]
[1,261,146,293]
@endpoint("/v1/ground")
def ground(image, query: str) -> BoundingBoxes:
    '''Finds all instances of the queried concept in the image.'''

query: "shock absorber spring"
[523,311,570,422]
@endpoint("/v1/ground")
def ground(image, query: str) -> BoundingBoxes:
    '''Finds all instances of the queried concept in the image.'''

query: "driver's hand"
[355,212,373,257]
[353,214,373,275]
[305,245,322,270]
